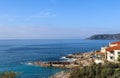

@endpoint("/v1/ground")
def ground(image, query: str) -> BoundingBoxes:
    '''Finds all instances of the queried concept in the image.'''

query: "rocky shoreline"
[49,52,95,78]
[29,51,95,78]
[50,71,71,78]
[30,52,95,68]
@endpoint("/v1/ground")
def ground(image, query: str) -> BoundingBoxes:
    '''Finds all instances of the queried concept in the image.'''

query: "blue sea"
[0,39,115,78]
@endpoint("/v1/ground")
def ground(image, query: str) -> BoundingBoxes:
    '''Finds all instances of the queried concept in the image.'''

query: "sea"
[0,39,115,78]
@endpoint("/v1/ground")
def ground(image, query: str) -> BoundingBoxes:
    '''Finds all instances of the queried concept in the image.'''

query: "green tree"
[118,55,120,62]
[69,62,120,78]
[0,72,17,78]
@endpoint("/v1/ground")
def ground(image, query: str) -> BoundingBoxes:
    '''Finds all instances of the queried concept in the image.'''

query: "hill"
[87,33,120,40]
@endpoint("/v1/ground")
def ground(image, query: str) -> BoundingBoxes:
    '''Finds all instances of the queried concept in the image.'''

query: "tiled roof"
[96,51,105,55]
[106,46,120,52]
[111,41,120,44]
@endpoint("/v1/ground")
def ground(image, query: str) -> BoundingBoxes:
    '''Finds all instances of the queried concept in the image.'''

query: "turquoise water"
[0,39,115,78]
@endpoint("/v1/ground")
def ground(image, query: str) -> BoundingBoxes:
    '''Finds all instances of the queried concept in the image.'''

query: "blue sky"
[0,0,120,39]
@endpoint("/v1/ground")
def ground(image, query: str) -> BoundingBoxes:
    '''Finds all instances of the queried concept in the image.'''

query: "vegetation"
[118,55,120,62]
[70,62,120,78]
[0,72,17,78]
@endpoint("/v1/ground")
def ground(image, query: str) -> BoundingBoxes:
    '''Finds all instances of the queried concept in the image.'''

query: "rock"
[50,71,70,78]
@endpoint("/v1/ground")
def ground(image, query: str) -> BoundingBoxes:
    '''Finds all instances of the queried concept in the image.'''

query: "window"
[118,52,120,55]
[110,56,114,60]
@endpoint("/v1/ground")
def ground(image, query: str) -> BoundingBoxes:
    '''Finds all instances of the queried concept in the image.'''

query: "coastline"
[0,39,114,78]
[30,51,95,68]
[29,51,95,78]
[49,51,95,78]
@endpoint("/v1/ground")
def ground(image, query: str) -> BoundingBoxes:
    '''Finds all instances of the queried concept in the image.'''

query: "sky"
[0,0,120,39]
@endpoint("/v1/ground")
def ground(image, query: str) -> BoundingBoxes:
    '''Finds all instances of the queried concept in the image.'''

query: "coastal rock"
[50,52,95,78]
[50,71,70,78]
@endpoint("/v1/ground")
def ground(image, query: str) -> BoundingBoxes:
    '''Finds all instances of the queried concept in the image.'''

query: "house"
[94,41,120,63]
[106,44,120,62]
[94,51,105,64]
[108,41,120,48]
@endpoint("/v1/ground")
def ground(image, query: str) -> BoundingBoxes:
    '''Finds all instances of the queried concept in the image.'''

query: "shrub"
[70,62,120,78]
[0,72,17,78]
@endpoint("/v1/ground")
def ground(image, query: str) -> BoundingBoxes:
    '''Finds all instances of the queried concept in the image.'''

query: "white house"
[94,41,120,63]
[106,45,120,62]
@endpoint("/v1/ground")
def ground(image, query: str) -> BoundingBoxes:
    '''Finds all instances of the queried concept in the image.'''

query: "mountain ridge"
[87,33,120,40]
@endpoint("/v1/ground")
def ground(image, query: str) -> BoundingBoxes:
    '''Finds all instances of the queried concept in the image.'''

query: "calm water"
[0,39,115,78]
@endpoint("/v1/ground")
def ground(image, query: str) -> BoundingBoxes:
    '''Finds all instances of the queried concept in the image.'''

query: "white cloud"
[0,9,56,23]
[30,11,55,18]
[26,10,56,20]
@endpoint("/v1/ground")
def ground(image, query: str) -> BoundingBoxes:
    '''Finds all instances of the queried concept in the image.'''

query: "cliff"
[87,33,120,40]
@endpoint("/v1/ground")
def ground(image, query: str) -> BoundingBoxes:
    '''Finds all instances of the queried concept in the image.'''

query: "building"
[106,42,120,62]
[94,41,120,63]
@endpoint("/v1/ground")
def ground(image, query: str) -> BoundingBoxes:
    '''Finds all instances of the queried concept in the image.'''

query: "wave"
[66,58,77,62]
[21,62,33,66]
[60,56,77,62]
[60,56,69,60]
[27,62,33,65]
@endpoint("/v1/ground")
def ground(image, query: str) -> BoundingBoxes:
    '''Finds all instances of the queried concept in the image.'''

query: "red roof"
[106,46,120,52]
[96,51,105,55]
[111,41,120,44]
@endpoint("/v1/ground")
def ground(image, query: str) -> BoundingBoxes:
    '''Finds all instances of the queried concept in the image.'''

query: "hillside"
[69,62,120,78]
[87,33,120,40]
